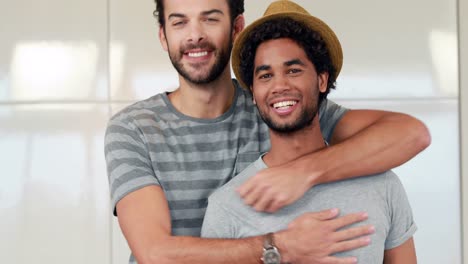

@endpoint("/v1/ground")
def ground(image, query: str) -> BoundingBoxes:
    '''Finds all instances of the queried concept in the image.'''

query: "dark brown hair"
[153,0,244,27]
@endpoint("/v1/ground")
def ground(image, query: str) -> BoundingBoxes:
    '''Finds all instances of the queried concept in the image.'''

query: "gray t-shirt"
[202,158,417,263]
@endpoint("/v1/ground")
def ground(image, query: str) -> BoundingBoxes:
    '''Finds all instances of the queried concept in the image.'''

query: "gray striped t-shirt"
[104,80,347,238]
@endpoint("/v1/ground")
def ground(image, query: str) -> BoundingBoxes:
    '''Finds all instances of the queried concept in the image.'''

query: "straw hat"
[232,0,343,89]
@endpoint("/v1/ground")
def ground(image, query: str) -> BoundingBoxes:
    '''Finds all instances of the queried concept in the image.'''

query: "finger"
[329,236,371,254]
[333,224,375,242]
[252,194,274,212]
[265,199,283,213]
[242,184,267,206]
[264,193,289,213]
[329,212,368,230]
[237,178,256,197]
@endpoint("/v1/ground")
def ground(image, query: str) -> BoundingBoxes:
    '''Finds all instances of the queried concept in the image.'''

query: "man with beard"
[104,0,427,263]
[202,1,417,263]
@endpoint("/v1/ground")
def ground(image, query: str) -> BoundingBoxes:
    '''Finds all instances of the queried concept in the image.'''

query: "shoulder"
[318,99,349,142]
[380,170,403,188]
[105,93,175,140]
[353,170,405,199]
[109,94,167,125]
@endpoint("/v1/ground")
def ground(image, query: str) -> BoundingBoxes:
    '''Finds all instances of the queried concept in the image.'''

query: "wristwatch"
[262,232,281,264]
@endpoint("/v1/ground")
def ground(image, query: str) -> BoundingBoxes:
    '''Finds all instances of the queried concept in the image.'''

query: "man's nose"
[271,75,291,94]
[187,22,206,44]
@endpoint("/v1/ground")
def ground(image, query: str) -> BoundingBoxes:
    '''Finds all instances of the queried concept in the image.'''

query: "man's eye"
[259,73,272,79]
[172,21,185,26]
[288,68,302,74]
[205,18,219,23]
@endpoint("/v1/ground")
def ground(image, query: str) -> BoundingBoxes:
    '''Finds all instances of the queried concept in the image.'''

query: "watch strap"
[263,232,275,249]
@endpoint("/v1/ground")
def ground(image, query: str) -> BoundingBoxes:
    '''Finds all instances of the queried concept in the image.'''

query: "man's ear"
[250,86,256,104]
[232,15,245,41]
[318,72,329,93]
[159,26,168,51]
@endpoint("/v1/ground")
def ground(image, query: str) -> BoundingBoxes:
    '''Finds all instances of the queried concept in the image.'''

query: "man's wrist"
[271,231,292,263]
[305,148,330,186]
[291,152,324,188]
[261,233,281,264]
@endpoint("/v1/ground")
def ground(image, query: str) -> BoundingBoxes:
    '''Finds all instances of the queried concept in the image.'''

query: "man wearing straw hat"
[202,1,417,263]
[105,0,427,263]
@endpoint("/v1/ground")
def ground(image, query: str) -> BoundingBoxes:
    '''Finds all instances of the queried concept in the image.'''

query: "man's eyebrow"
[168,9,224,20]
[284,59,305,67]
[254,65,271,75]
[201,9,224,16]
[168,13,186,20]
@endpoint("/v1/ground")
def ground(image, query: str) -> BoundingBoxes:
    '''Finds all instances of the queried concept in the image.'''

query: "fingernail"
[363,236,371,243]
[351,257,358,263]
[361,212,368,218]
[330,208,338,214]
[369,226,375,232]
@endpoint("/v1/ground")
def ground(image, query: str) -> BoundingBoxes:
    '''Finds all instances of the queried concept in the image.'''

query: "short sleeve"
[384,172,417,249]
[318,99,349,143]
[104,118,160,216]
[201,198,238,238]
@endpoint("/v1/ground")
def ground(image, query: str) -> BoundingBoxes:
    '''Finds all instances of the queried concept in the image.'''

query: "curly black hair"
[153,0,244,27]
[238,17,337,104]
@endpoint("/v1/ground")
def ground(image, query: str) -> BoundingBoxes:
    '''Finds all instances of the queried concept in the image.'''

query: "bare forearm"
[118,186,263,264]
[146,210,374,264]
[140,235,263,264]
[306,112,430,185]
[236,111,429,212]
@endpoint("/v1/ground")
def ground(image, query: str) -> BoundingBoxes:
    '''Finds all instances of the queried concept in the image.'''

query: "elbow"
[148,251,174,264]
[135,242,174,264]
[147,252,173,264]
[138,252,172,264]
[409,117,431,153]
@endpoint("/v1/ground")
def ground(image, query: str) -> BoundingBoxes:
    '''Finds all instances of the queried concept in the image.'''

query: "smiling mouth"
[187,51,208,57]
[273,100,297,110]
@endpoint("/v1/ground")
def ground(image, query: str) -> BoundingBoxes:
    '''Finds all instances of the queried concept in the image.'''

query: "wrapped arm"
[238,104,430,212]
[314,108,430,184]
[117,185,373,264]
[107,111,375,264]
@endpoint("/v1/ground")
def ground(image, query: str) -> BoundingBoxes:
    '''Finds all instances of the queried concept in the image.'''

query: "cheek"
[252,89,269,107]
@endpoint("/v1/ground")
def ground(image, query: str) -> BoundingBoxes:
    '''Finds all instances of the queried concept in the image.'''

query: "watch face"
[263,249,281,264]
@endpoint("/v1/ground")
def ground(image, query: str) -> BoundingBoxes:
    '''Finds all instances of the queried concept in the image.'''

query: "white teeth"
[188,51,208,57]
[273,101,297,109]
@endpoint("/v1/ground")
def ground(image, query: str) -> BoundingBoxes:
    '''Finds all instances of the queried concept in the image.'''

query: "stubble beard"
[258,86,320,134]
[168,36,233,85]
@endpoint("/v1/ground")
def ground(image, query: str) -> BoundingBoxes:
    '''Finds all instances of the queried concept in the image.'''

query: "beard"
[167,36,233,85]
[257,86,320,134]
[259,104,317,134]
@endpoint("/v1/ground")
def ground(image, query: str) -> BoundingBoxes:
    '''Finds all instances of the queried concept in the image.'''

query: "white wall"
[0,0,463,263]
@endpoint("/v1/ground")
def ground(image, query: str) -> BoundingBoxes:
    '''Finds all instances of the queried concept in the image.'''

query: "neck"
[263,115,326,167]
[168,67,235,119]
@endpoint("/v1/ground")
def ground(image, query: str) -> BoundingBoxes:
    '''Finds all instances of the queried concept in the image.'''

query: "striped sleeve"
[104,118,160,216]
[318,99,349,143]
